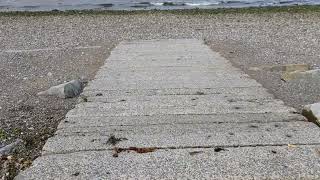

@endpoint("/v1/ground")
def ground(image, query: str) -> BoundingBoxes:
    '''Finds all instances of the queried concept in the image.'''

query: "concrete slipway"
[16,39,320,179]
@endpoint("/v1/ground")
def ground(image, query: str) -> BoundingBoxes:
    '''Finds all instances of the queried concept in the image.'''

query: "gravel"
[1,10,320,178]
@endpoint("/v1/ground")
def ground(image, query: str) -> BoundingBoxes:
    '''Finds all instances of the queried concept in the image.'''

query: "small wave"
[131,2,153,8]
[22,5,40,9]
[98,3,113,7]
[279,0,298,4]
[139,2,152,5]
[220,0,252,5]
[162,2,186,6]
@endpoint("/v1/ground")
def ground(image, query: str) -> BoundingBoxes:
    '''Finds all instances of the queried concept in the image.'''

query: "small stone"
[302,102,320,125]
[27,127,34,130]
[7,155,13,160]
[0,139,24,156]
[47,72,53,77]
[72,172,80,176]
[18,158,24,163]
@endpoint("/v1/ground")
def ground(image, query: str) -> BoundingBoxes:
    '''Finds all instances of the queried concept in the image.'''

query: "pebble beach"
[1,6,320,178]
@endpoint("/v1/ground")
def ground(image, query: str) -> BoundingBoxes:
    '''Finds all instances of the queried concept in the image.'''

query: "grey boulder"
[37,80,85,99]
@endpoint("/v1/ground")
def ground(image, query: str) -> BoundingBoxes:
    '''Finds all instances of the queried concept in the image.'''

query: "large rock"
[37,79,85,99]
[249,64,309,72]
[302,102,320,125]
[281,69,320,81]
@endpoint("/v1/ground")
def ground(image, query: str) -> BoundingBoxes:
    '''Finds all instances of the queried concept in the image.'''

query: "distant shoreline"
[1,5,320,16]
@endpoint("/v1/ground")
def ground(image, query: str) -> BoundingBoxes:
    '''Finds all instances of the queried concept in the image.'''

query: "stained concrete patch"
[249,64,309,73]
[43,121,320,154]
[281,69,320,81]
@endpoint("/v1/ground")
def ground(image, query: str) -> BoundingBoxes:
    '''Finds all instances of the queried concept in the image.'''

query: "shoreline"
[1,5,320,16]
[1,0,319,12]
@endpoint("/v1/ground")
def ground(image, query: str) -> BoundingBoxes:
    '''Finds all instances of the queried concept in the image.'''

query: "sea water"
[0,0,319,11]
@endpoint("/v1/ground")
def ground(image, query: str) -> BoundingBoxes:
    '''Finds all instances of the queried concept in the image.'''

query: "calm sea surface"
[0,0,319,11]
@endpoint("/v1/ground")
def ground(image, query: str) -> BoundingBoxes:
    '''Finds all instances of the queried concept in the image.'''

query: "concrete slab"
[16,146,320,180]
[82,86,273,100]
[94,68,249,81]
[85,78,261,90]
[43,121,320,154]
[83,92,274,104]
[65,99,294,117]
[104,56,228,68]
[58,113,305,129]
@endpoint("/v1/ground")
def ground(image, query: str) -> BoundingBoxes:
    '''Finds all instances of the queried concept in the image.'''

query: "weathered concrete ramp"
[17,39,320,179]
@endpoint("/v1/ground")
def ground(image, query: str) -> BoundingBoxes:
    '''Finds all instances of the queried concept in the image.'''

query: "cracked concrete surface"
[16,39,320,179]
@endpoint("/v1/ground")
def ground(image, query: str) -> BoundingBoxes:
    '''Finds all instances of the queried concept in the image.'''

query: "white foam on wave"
[185,2,218,6]
[150,2,164,6]
[150,1,219,6]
